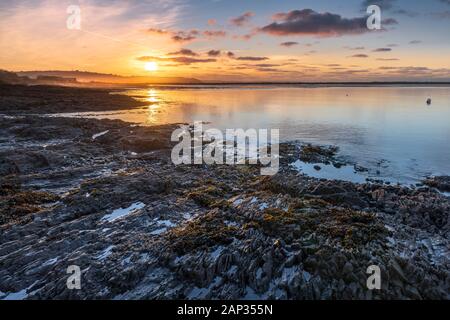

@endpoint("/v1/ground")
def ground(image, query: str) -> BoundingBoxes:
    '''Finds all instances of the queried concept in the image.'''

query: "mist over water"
[65,85,450,184]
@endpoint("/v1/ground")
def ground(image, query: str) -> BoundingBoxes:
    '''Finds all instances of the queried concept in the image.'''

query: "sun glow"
[144,61,158,72]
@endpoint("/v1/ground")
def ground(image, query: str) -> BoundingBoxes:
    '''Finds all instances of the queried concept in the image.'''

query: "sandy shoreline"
[0,85,448,300]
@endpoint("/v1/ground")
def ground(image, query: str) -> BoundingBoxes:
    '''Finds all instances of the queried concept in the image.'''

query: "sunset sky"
[1,0,450,81]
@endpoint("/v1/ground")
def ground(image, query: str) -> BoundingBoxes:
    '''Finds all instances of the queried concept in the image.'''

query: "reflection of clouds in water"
[277,121,368,146]
[61,86,450,184]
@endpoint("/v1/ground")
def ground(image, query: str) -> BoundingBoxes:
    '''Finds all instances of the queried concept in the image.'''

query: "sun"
[144,61,158,72]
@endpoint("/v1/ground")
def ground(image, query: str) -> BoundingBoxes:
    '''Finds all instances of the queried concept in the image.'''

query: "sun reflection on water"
[147,89,159,103]
[146,89,161,123]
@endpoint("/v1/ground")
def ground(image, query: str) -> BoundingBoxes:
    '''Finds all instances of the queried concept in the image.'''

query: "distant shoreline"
[56,81,450,89]
[3,82,450,91]
[4,70,450,88]
[145,82,450,87]
[105,81,450,90]
[160,81,450,85]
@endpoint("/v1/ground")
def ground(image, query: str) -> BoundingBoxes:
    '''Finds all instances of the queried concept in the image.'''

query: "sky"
[1,0,450,81]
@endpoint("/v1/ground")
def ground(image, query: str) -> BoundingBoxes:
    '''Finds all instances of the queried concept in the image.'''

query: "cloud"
[136,56,161,62]
[147,28,171,35]
[136,55,216,65]
[362,1,419,18]
[409,40,422,44]
[349,54,369,58]
[256,67,291,73]
[147,28,226,43]
[253,64,280,67]
[392,9,419,17]
[430,11,450,19]
[226,51,235,58]
[361,0,397,11]
[236,56,269,61]
[373,48,392,52]
[147,28,199,42]
[0,0,188,72]
[203,30,227,38]
[207,50,221,57]
[230,12,254,26]
[242,33,256,40]
[280,41,299,47]
[345,46,365,50]
[172,30,199,42]
[168,48,198,56]
[378,66,450,78]
[208,19,217,26]
[382,18,398,26]
[376,58,399,61]
[171,35,196,42]
[259,9,396,37]
[170,57,216,65]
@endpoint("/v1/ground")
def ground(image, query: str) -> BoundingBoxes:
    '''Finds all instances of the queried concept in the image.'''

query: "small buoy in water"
[426,98,432,105]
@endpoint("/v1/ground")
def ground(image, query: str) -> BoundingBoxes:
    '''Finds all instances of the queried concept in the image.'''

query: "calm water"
[61,85,450,184]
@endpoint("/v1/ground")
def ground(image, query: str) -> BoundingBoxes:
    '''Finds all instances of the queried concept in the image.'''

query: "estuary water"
[59,85,450,185]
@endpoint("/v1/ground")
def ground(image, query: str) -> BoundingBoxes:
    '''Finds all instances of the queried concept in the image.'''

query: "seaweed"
[164,210,238,254]
[0,190,59,225]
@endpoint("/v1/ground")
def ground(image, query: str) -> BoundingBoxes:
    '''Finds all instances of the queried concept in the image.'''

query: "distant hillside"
[18,70,202,84]
[0,70,32,85]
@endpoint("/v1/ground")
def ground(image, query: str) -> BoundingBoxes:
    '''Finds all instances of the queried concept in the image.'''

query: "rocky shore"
[0,85,448,300]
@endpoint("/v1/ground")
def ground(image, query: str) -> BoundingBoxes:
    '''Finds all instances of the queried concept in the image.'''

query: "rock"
[405,285,422,300]
[0,158,19,176]
[120,136,169,153]
[342,261,354,275]
[371,189,386,202]
[389,259,408,283]
[423,176,450,192]
[354,165,368,173]
[0,85,449,300]
[6,151,50,173]
[299,144,339,164]
[310,182,346,195]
